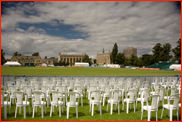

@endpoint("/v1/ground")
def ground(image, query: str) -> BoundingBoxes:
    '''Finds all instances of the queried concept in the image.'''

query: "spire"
[103,48,104,54]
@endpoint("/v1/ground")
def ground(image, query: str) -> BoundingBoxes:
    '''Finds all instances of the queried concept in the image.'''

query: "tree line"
[1,38,181,66]
[110,38,181,67]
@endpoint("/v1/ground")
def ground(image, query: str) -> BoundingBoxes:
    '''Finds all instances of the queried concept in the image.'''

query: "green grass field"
[1,67,181,76]
[1,92,181,121]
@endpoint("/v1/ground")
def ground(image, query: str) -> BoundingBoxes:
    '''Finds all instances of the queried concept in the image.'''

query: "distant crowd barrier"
[84,66,108,68]
[136,67,160,70]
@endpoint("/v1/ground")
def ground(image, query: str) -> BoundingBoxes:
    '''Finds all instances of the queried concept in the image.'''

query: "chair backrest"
[55,85,67,93]
[128,89,137,102]
[32,91,45,105]
[104,85,112,95]
[51,91,62,104]
[74,86,83,94]
[24,86,32,97]
[141,88,150,101]
[169,94,180,108]
[9,86,17,96]
[41,86,49,95]
[91,90,101,103]
[155,88,165,101]
[1,91,9,106]
[110,90,121,103]
[69,92,78,106]
[150,95,160,110]
[14,91,26,105]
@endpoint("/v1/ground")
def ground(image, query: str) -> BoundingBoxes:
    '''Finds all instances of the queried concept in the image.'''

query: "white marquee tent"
[169,64,181,70]
[3,61,21,66]
[75,62,89,66]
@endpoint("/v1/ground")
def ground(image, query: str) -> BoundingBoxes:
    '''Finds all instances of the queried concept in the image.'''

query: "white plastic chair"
[136,88,149,109]
[164,88,177,100]
[55,85,67,106]
[32,91,47,118]
[23,86,33,107]
[14,91,31,119]
[123,89,137,114]
[102,85,112,106]
[141,95,160,121]
[161,94,180,121]
[50,91,63,117]
[41,86,51,107]
[107,90,121,114]
[90,90,102,116]
[9,86,18,104]
[74,86,84,106]
[66,92,79,119]
[1,91,11,119]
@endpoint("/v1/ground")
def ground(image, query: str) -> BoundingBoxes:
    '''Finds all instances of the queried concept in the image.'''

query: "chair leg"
[19,106,21,114]
[141,110,143,120]
[32,106,35,118]
[67,106,69,119]
[92,103,94,116]
[62,105,64,113]
[100,104,102,115]
[161,108,164,118]
[118,103,120,114]
[76,106,78,118]
[4,106,7,119]
[177,108,179,121]
[126,102,129,114]
[122,101,124,110]
[59,105,61,117]
[148,110,151,121]
[24,106,26,119]
[110,102,113,115]
[103,97,105,106]
[50,106,52,117]
[81,97,83,107]
[170,108,173,121]
[156,111,158,121]
[41,105,44,118]
[15,106,17,118]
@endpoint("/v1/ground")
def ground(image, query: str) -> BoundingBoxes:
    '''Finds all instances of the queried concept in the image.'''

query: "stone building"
[97,49,111,66]
[58,53,85,65]
[123,47,137,58]
[11,56,42,66]
[42,57,58,65]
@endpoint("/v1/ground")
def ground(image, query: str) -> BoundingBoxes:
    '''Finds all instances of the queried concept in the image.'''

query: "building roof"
[13,56,41,60]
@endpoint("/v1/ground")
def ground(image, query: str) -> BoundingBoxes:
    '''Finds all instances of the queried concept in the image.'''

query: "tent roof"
[4,61,21,66]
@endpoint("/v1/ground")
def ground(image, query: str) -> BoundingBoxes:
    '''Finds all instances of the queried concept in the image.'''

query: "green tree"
[124,58,129,66]
[160,43,172,61]
[82,54,92,66]
[32,52,39,56]
[14,52,21,56]
[115,53,125,64]
[111,43,118,64]
[93,59,97,64]
[152,43,163,63]
[1,49,6,65]
[137,57,143,67]
[129,54,138,66]
[172,38,181,63]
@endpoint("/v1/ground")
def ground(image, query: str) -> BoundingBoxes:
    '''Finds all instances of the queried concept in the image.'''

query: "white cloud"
[1,1,181,59]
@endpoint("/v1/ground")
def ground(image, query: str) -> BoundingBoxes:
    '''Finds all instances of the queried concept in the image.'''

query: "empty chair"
[136,88,149,109]
[150,84,161,95]
[161,94,180,121]
[164,88,177,100]
[141,95,160,121]
[55,85,67,106]
[74,86,84,106]
[102,85,112,106]
[50,91,63,117]
[90,90,102,116]
[32,91,47,118]
[23,86,33,107]
[66,92,79,119]
[155,88,165,106]
[41,86,51,107]
[14,91,31,119]
[122,89,137,114]
[1,91,11,119]
[107,90,121,114]
[9,86,18,104]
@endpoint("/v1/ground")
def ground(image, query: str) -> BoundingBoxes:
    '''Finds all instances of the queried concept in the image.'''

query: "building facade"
[11,56,42,66]
[123,47,137,58]
[42,57,58,65]
[58,53,85,65]
[97,49,111,66]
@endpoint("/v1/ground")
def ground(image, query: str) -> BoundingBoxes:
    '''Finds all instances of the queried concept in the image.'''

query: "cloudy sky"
[1,1,181,59]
